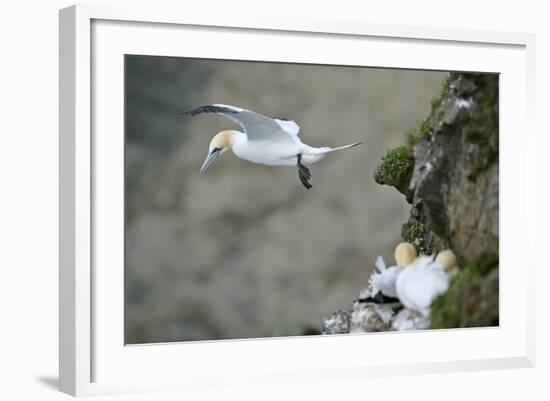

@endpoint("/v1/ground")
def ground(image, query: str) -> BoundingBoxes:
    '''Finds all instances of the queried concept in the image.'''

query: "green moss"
[429,253,499,329]
[376,146,413,187]
[401,220,427,254]
[405,115,431,148]
[404,73,459,149]
[466,253,499,277]
[431,73,455,110]
[432,72,461,110]
[463,75,499,181]
[478,84,499,140]
[449,71,461,80]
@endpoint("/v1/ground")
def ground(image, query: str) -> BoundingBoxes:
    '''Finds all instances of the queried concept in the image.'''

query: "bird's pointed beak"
[200,149,221,173]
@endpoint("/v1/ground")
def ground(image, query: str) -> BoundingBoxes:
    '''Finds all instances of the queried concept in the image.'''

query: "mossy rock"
[406,116,431,148]
[373,146,414,201]
[430,254,499,329]
[401,219,427,254]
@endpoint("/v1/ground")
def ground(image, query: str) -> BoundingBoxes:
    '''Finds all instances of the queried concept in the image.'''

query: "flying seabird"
[182,104,361,189]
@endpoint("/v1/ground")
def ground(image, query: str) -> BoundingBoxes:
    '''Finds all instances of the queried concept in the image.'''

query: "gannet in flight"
[182,104,361,189]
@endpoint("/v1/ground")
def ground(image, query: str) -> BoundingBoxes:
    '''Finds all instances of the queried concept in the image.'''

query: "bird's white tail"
[311,142,361,155]
[331,142,361,152]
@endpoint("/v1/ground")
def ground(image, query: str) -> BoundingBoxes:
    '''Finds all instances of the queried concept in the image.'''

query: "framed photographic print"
[59,4,536,397]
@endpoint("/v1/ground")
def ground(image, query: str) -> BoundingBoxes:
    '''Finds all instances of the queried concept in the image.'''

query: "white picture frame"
[59,3,536,397]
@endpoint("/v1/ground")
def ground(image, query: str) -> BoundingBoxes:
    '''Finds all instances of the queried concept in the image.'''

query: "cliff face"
[408,74,499,328]
[325,73,499,333]
[407,74,499,265]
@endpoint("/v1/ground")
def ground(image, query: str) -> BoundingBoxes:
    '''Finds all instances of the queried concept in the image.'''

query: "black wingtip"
[181,107,205,118]
[181,109,195,118]
[181,105,240,118]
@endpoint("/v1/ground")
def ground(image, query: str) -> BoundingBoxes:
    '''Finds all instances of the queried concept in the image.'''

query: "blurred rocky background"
[124,55,447,343]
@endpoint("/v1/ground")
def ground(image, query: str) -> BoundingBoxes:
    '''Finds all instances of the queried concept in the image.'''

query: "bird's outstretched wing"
[182,104,300,143]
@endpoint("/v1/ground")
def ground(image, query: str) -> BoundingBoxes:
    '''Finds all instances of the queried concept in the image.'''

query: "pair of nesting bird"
[182,104,361,189]
[368,242,458,317]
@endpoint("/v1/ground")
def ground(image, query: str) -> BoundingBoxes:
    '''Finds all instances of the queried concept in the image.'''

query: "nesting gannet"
[395,249,458,317]
[182,104,361,189]
[367,242,417,301]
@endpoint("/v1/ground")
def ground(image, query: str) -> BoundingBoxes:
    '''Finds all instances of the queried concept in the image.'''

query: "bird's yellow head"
[435,249,458,271]
[394,242,418,266]
[200,130,236,173]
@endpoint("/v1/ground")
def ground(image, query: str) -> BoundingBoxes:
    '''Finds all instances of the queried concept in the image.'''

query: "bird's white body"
[368,256,404,298]
[230,131,329,166]
[395,255,455,317]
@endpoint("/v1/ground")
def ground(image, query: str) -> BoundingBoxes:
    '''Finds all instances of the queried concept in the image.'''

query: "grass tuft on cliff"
[405,116,431,148]
[401,220,427,254]
[376,146,413,187]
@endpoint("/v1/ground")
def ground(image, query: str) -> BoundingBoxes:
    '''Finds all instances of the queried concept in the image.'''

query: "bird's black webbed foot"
[297,154,312,190]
